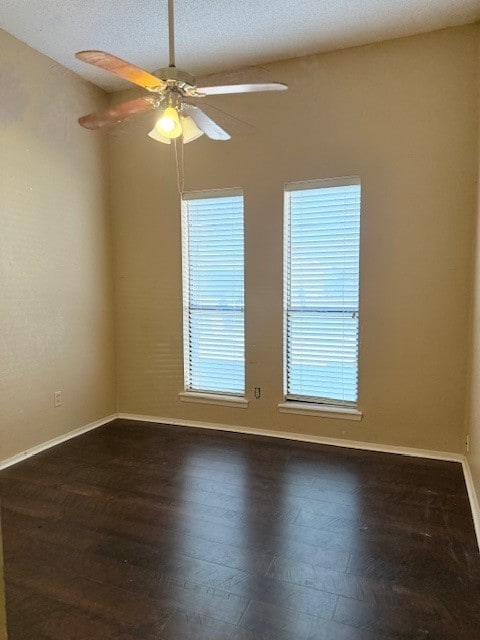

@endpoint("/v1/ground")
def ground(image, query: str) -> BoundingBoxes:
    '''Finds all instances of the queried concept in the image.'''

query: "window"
[182,189,245,396]
[284,177,361,407]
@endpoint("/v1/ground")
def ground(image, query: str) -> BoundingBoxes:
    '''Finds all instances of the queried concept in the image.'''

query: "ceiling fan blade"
[78,96,158,130]
[186,100,256,136]
[76,51,165,92]
[182,104,230,140]
[195,82,288,96]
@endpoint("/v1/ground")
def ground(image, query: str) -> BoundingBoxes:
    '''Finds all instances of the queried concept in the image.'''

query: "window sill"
[179,391,249,409]
[277,401,362,421]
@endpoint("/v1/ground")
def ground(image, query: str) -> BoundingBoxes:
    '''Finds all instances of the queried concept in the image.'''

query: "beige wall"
[0,26,477,461]
[466,36,480,498]
[0,30,116,460]
[110,25,479,454]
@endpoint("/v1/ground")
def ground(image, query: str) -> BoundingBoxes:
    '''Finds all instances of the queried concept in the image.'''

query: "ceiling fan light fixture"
[75,0,287,139]
[180,115,204,143]
[154,106,182,138]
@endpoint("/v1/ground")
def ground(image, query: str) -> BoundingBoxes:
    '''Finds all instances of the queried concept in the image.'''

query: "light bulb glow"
[155,106,182,139]
[148,127,171,144]
[159,115,175,132]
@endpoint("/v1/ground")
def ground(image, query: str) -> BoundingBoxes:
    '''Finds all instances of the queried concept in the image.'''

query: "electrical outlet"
[254,387,261,399]
[54,391,62,408]
[466,434,470,453]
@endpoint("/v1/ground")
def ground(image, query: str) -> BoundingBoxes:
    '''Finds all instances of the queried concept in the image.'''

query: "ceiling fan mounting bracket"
[153,67,196,92]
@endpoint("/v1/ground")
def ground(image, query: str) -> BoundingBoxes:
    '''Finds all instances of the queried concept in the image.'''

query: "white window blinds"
[182,190,245,396]
[284,177,361,406]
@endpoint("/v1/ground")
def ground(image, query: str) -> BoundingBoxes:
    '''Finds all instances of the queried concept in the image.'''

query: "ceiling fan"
[76,0,288,144]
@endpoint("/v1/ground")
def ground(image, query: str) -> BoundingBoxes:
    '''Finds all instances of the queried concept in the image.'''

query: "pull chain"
[174,136,185,195]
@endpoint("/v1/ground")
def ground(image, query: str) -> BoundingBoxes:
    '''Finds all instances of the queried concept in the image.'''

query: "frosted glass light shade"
[147,113,204,144]
[180,116,204,143]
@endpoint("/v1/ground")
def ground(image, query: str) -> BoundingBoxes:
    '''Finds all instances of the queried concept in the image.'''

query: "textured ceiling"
[1,0,480,91]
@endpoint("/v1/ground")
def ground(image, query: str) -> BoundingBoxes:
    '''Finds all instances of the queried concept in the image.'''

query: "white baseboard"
[117,412,464,463]
[0,414,116,471]
[462,458,480,551]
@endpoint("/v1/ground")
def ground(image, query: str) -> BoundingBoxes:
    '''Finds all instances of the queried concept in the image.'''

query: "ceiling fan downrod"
[157,0,196,88]
[168,0,175,68]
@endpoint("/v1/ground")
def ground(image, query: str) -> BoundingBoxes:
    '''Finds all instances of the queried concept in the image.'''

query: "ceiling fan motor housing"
[153,67,196,93]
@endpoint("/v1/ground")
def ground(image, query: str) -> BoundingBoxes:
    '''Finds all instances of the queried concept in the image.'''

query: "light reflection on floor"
[170,444,250,622]
[257,454,361,635]
[168,440,363,635]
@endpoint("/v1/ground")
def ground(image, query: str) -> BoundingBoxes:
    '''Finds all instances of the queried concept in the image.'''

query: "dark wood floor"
[1,419,480,639]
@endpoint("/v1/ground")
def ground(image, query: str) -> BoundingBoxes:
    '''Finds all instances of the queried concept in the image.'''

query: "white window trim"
[285,175,361,192]
[278,401,362,421]
[179,391,249,408]
[182,187,244,200]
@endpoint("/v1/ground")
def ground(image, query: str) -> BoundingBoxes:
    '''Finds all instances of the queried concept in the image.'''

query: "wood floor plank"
[235,599,386,640]
[333,591,480,639]
[7,584,146,640]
